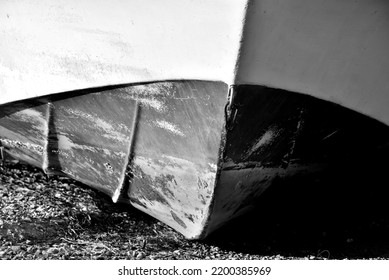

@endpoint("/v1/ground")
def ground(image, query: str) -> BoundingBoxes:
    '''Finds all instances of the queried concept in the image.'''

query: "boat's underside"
[1,80,388,239]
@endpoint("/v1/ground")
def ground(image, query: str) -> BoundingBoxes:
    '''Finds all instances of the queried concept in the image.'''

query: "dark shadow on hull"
[207,162,389,259]
[206,85,389,259]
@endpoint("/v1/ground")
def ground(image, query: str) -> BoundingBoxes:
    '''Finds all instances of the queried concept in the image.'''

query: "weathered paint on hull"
[1,81,389,239]
[0,80,227,238]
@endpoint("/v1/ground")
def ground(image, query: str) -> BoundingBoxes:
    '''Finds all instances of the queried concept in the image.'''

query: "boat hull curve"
[1,81,388,239]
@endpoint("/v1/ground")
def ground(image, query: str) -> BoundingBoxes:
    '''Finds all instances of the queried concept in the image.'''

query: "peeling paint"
[104,162,114,173]
[125,82,175,97]
[208,163,217,172]
[11,109,46,129]
[117,82,176,113]
[56,134,101,154]
[0,138,44,154]
[245,128,279,158]
[53,133,126,159]
[63,107,129,143]
[57,134,77,150]
[48,148,72,158]
[137,98,166,112]
[154,120,185,137]
[128,154,217,237]
[170,211,187,229]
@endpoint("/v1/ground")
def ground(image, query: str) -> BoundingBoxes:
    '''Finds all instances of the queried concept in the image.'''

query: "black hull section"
[206,85,389,235]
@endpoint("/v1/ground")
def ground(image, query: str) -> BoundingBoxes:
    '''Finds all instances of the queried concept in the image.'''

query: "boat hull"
[1,81,388,239]
[2,0,389,239]
[0,80,228,239]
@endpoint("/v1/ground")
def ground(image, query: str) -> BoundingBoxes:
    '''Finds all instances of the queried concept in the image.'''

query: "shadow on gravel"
[207,159,389,259]
[2,160,389,259]
[0,221,62,244]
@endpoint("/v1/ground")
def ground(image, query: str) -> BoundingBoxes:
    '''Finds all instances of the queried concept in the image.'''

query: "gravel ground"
[1,161,389,260]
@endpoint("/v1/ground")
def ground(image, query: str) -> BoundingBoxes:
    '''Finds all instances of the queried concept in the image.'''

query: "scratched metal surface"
[123,81,227,238]
[206,85,389,235]
[0,100,47,167]
[3,82,387,239]
[45,91,137,195]
[0,80,228,238]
